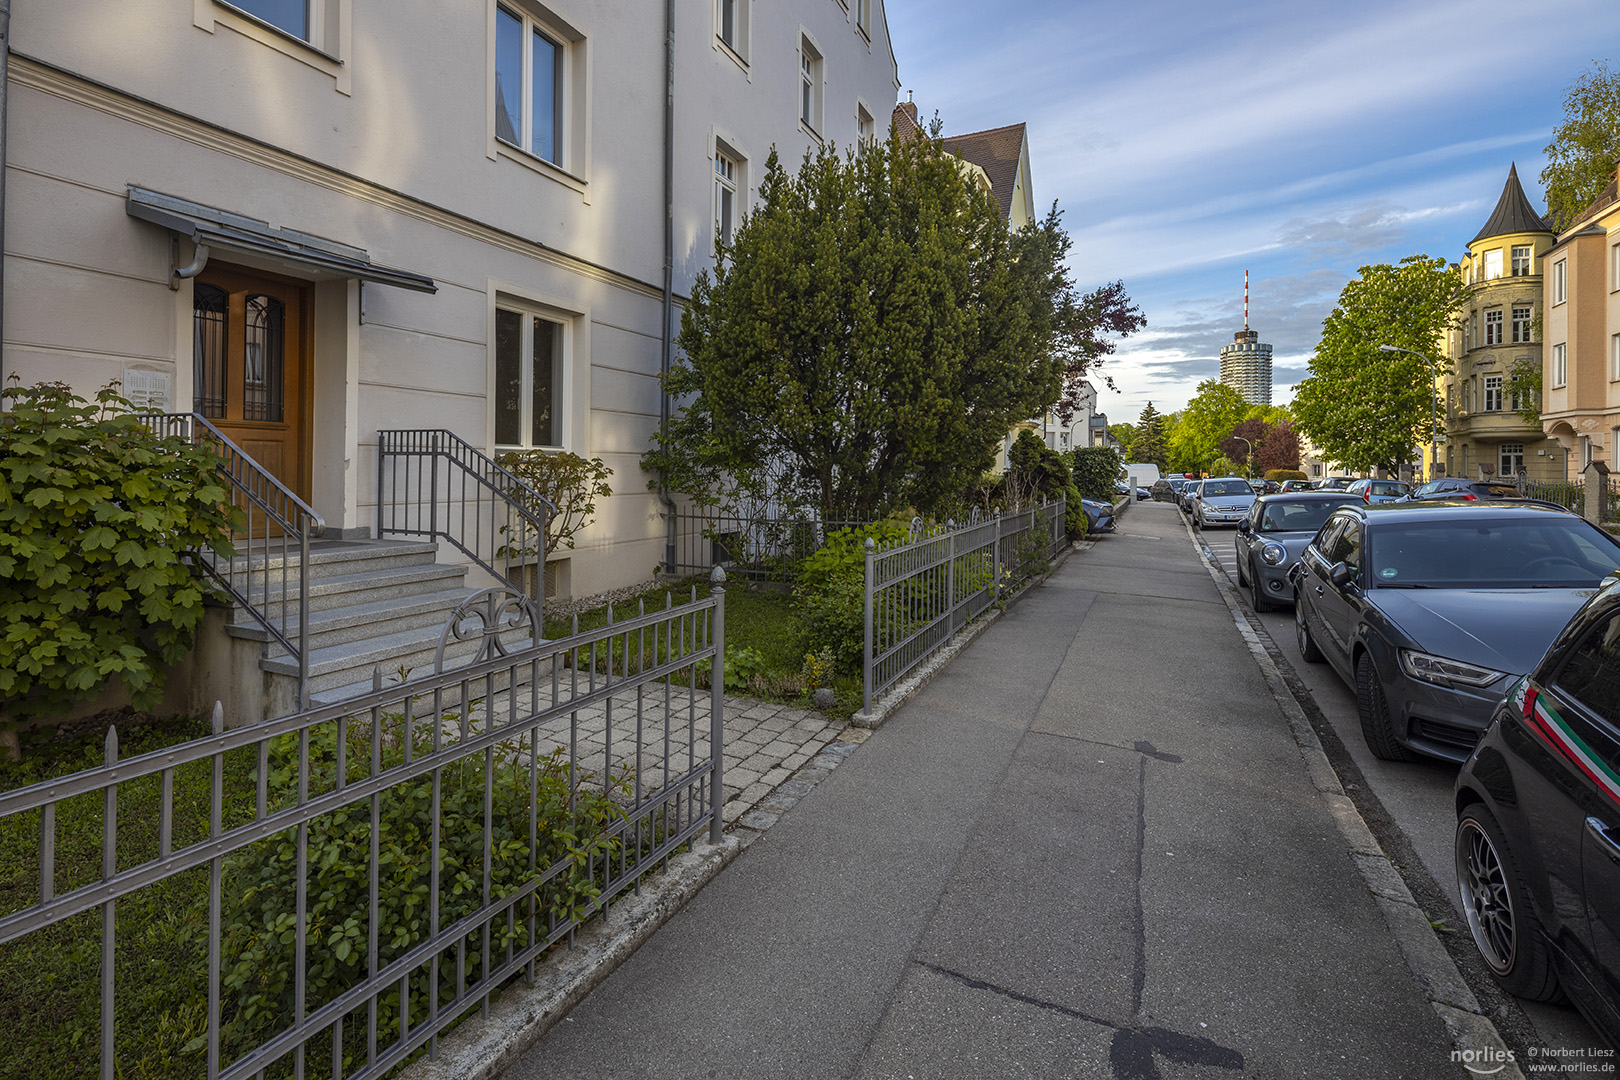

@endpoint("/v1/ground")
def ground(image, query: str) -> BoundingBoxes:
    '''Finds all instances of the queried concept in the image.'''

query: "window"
[1483,248,1503,280]
[1554,258,1568,304]
[243,295,286,421]
[228,0,310,40]
[1499,443,1524,476]
[1511,246,1532,276]
[1554,342,1567,387]
[716,0,747,59]
[496,4,564,165]
[194,284,229,418]
[1484,375,1503,412]
[1512,305,1532,344]
[714,148,739,248]
[494,305,563,448]
[1485,308,1503,346]
[856,103,875,145]
[855,0,871,36]
[1613,244,1620,290]
[798,35,823,133]
[1613,333,1620,381]
[1471,311,1479,348]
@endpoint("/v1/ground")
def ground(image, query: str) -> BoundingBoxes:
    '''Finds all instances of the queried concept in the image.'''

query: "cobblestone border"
[1179,512,1527,1080]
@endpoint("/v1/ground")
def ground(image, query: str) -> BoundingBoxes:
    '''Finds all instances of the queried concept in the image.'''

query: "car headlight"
[1260,543,1287,566]
[1398,649,1509,689]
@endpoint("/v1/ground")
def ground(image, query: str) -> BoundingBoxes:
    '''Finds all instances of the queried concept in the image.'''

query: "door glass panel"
[243,295,285,422]
[193,283,228,418]
[494,308,524,446]
[531,316,557,446]
[1554,613,1620,732]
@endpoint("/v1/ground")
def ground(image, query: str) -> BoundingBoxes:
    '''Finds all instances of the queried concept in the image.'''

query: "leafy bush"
[211,719,627,1071]
[1007,431,1071,499]
[0,381,238,718]
[1063,483,1090,539]
[1069,446,1122,501]
[496,449,613,560]
[795,518,910,668]
[696,645,770,692]
[1264,469,1308,482]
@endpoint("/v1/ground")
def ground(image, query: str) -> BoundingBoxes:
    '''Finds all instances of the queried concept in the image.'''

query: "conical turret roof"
[1471,164,1552,244]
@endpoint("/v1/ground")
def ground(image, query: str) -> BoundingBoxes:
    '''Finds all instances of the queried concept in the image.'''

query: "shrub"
[795,518,910,668]
[1069,446,1122,501]
[1063,484,1090,539]
[1264,468,1308,482]
[1007,431,1071,499]
[0,381,238,719]
[496,450,613,560]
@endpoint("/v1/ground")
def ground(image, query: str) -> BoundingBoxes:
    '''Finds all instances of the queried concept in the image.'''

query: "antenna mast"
[1244,269,1249,332]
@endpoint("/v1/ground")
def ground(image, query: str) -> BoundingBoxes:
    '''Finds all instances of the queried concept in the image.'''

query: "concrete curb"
[1179,512,1526,1080]
[851,540,1076,730]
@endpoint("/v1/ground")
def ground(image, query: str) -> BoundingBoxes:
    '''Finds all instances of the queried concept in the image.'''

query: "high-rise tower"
[1220,271,1272,405]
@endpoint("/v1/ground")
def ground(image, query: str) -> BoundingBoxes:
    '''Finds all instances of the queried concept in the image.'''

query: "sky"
[884,0,1620,426]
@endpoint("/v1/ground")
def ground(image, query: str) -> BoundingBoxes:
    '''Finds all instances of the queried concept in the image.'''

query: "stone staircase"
[222,539,491,715]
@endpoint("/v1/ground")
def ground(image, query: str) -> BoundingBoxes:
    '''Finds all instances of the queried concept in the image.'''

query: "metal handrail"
[376,429,555,607]
[139,412,325,710]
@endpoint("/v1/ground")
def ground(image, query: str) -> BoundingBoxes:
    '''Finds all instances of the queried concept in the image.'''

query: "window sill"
[716,39,749,74]
[798,120,823,146]
[496,141,588,193]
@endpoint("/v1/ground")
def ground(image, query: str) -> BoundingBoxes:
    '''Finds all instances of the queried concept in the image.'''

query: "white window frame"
[1511,245,1532,277]
[1512,304,1532,344]
[1499,443,1524,476]
[489,1,589,185]
[798,32,824,136]
[856,101,876,146]
[855,0,872,39]
[1553,342,1568,387]
[1554,258,1568,304]
[714,144,740,250]
[1613,243,1620,291]
[196,0,351,91]
[1612,333,1620,382]
[1484,308,1503,346]
[715,0,748,63]
[1483,248,1503,281]
[487,284,586,455]
[1484,375,1503,412]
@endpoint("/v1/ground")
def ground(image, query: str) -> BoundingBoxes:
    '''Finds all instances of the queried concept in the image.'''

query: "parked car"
[1403,477,1526,502]
[1255,479,1281,494]
[1291,500,1620,762]
[1233,492,1361,611]
[1347,478,1413,504]
[1079,496,1116,533]
[1150,478,1181,502]
[1113,480,1150,501]
[1280,480,1315,493]
[1191,477,1257,529]
[1178,479,1204,515]
[1314,476,1357,490]
[1454,573,1620,1046]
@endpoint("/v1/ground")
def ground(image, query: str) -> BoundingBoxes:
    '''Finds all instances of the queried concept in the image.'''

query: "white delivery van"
[1122,463,1162,487]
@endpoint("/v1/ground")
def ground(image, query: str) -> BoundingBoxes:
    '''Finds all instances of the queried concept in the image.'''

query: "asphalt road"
[1183,496,1608,1066]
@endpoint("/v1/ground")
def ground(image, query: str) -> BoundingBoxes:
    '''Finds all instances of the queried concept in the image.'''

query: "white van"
[1122,463,1161,488]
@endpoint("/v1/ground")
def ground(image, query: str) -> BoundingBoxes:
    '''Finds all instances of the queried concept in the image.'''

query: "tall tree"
[1255,421,1302,473]
[1542,60,1620,230]
[647,133,1065,519]
[1108,423,1137,459]
[1218,417,1270,475]
[1292,255,1463,475]
[1168,380,1250,474]
[1131,402,1169,470]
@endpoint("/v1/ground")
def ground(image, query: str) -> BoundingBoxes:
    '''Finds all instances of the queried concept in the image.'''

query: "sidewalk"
[494,500,1472,1078]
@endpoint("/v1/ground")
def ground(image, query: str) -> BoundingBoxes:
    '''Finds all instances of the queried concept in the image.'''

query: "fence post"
[863,536,875,716]
[946,527,957,632]
[709,565,726,844]
[1584,460,1611,525]
[993,510,1003,605]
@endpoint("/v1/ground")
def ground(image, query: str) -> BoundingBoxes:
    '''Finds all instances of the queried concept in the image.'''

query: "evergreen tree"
[1131,402,1168,469]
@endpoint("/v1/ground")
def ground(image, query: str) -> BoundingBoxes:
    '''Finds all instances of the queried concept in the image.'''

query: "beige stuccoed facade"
[3,0,899,599]
[1437,166,1560,483]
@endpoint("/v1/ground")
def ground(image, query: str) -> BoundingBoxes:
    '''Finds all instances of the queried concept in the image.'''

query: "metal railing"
[140,413,326,708]
[376,430,556,606]
[0,578,727,1080]
[670,507,878,581]
[861,498,1065,713]
[1524,477,1584,513]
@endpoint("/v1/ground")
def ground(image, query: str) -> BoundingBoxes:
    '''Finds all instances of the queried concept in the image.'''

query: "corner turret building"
[1220,329,1273,405]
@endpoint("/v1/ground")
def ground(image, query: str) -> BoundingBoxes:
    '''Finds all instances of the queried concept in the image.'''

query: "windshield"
[1260,498,1357,533]
[1202,481,1252,497]
[1366,518,1620,588]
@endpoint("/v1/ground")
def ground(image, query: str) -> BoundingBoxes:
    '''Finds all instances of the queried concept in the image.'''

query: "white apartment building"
[3,0,899,603]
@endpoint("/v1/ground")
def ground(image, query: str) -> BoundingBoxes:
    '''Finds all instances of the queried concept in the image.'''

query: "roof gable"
[1471,163,1552,244]
[941,122,1029,224]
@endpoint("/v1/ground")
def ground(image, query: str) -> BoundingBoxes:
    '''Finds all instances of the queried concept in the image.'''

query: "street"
[1189,497,1607,1067]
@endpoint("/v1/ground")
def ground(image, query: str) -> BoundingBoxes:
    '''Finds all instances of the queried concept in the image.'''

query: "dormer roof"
[1471,163,1553,244]
[941,122,1029,223]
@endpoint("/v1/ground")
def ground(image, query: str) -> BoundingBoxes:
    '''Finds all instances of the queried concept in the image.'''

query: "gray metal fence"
[1524,477,1584,513]
[0,579,727,1080]
[670,508,876,582]
[861,499,1065,713]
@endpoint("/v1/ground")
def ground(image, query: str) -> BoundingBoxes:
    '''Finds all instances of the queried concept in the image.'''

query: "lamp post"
[1231,435,1253,478]
[1379,344,1440,482]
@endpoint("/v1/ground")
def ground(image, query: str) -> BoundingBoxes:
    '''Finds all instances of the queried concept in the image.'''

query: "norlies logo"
[1452,1047,1516,1075]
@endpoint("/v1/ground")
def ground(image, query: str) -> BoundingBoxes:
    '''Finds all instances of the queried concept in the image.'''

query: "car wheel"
[1295,600,1323,663]
[1249,558,1274,612]
[1235,549,1249,586]
[1355,654,1418,762]
[1456,804,1562,1001]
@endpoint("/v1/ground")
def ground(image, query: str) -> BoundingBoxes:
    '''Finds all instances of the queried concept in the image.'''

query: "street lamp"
[1231,434,1253,478]
[1379,344,1440,482]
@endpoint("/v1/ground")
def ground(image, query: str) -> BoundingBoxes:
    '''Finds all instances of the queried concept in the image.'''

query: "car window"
[1329,519,1363,570]
[1260,498,1355,534]
[1552,611,1620,733]
[1202,481,1251,496]
[1366,517,1620,587]
[1374,482,1406,496]
[1313,517,1348,561]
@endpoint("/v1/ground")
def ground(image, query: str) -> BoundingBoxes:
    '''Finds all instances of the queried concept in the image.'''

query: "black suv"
[1455,574,1620,1047]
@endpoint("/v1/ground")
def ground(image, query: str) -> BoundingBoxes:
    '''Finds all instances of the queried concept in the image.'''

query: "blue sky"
[885,0,1620,425]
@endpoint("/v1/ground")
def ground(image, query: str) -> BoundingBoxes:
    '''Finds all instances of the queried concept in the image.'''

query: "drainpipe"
[0,0,11,390]
[657,0,678,573]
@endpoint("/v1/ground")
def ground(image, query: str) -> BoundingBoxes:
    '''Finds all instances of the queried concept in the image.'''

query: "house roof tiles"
[940,122,1027,223]
[1471,163,1553,244]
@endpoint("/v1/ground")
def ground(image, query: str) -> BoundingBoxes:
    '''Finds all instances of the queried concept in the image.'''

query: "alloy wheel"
[1457,817,1515,975]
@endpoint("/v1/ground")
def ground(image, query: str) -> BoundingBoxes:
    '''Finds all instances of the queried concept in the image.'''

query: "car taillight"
[1362,488,1371,503]
[1460,493,1477,501]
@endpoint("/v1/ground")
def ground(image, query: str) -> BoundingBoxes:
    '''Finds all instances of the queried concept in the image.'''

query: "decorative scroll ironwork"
[434,585,542,672]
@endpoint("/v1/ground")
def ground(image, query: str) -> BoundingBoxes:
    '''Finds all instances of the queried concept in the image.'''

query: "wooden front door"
[192,266,311,504]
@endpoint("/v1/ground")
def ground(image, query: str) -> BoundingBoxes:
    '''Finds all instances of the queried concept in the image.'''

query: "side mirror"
[1329,562,1354,589]
[1237,520,1253,535]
